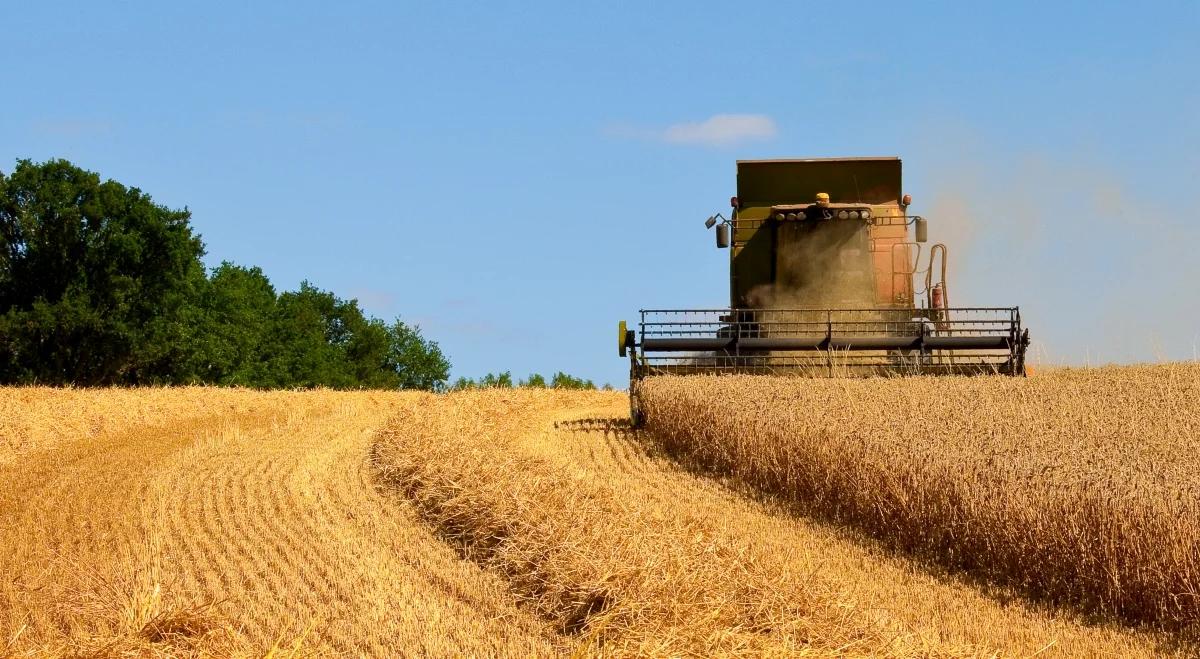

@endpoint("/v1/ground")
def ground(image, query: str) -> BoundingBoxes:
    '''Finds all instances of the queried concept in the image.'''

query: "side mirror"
[716,223,730,248]
[914,217,928,243]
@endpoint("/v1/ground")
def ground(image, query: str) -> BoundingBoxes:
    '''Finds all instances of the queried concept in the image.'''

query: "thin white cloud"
[661,114,777,146]
[605,114,778,147]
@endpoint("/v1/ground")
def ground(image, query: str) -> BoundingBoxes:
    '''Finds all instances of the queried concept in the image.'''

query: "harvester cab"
[618,157,1030,425]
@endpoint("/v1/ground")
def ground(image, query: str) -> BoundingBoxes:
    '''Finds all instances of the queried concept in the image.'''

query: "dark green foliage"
[0,159,449,390]
[388,319,451,391]
[196,277,449,391]
[269,282,379,388]
[0,159,205,385]
[188,262,277,385]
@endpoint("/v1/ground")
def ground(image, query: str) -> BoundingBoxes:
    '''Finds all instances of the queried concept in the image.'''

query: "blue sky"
[4,1,1198,384]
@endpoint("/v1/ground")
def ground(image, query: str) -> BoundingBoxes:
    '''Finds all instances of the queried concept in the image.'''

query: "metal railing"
[633,307,1027,377]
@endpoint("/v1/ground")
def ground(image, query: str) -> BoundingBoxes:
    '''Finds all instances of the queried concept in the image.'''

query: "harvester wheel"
[630,398,645,428]
[628,381,645,428]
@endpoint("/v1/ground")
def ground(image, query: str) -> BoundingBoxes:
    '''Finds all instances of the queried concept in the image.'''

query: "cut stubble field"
[0,389,554,657]
[2,364,1197,656]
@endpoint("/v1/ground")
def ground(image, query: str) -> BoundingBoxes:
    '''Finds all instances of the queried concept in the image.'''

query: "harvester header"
[618,156,1030,424]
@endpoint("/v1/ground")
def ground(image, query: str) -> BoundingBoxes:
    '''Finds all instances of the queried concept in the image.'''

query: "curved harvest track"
[0,390,555,656]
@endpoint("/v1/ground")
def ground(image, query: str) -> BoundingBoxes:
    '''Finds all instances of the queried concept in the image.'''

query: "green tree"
[265,283,344,387]
[0,159,205,384]
[387,320,450,390]
[478,371,513,388]
[550,371,595,390]
[265,282,389,388]
[450,376,476,390]
[520,373,546,387]
[0,159,452,390]
[261,283,450,390]
[189,262,277,385]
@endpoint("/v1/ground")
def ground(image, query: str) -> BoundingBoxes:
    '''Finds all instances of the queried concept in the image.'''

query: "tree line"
[450,371,606,390]
[0,159,449,389]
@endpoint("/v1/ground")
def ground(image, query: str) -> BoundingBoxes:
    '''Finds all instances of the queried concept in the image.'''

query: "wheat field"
[641,364,1200,634]
[1,371,1194,657]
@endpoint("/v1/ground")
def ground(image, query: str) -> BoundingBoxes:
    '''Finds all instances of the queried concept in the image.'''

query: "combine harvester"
[618,157,1030,424]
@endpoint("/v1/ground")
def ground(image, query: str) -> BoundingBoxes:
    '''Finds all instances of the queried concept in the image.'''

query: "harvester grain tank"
[618,157,1030,424]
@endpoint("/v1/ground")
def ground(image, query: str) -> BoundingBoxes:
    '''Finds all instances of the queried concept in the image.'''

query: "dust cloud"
[913,145,1200,366]
[744,220,877,309]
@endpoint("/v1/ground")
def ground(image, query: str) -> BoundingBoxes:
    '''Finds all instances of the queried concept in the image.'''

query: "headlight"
[785,212,798,221]
[849,210,860,220]
[861,209,872,220]
[775,213,786,221]
[837,210,850,220]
